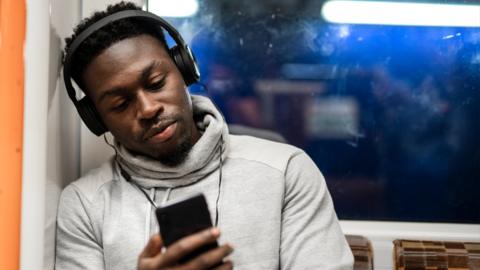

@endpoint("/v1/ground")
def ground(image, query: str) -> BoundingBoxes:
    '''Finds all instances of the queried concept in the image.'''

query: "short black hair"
[63,1,168,89]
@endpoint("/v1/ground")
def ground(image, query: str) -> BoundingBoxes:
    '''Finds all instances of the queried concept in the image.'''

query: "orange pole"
[0,0,26,269]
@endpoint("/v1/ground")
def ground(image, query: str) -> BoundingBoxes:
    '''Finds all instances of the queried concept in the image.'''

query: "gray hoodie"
[55,95,354,269]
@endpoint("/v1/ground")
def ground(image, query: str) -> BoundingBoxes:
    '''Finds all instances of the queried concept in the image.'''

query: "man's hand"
[138,228,234,270]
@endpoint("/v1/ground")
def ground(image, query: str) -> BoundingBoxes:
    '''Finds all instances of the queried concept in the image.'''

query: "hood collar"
[114,95,229,188]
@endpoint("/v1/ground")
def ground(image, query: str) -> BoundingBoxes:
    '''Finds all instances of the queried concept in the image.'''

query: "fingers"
[181,244,234,270]
[138,228,234,270]
[139,234,164,258]
[150,228,221,267]
[212,260,234,270]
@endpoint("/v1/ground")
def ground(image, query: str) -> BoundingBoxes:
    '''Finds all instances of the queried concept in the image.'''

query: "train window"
[148,0,480,223]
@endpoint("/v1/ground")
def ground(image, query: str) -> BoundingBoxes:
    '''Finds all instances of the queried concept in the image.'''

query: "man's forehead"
[85,35,169,77]
[95,34,169,62]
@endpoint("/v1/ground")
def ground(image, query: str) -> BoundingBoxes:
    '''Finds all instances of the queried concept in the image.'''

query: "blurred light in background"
[148,0,199,17]
[322,0,480,27]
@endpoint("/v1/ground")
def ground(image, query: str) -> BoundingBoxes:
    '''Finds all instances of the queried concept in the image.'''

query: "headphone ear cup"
[76,97,108,136]
[170,45,200,86]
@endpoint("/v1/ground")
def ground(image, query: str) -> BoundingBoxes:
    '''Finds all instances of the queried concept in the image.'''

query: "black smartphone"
[155,193,219,263]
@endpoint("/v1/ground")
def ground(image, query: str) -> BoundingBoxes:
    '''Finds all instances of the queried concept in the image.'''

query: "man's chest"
[98,175,285,269]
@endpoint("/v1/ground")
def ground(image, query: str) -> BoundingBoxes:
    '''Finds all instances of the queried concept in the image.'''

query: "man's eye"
[147,79,166,91]
[111,100,129,112]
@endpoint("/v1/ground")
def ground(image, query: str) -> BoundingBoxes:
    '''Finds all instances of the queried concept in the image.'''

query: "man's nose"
[136,91,162,120]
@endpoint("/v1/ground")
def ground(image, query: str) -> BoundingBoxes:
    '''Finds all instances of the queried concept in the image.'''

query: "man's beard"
[157,132,194,167]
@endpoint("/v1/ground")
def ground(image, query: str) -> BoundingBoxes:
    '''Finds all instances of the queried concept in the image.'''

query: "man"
[56,2,354,269]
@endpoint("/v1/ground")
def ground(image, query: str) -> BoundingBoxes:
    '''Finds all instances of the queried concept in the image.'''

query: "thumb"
[140,234,164,258]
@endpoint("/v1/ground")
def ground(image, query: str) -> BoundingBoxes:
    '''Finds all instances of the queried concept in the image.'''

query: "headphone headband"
[63,9,200,136]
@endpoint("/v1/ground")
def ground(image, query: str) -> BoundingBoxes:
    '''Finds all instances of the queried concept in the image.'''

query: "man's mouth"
[143,121,178,142]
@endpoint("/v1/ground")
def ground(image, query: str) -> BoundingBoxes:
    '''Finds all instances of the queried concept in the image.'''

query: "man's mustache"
[140,115,179,141]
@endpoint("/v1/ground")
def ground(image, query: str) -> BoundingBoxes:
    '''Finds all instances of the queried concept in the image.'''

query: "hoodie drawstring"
[144,188,156,244]
[163,188,173,204]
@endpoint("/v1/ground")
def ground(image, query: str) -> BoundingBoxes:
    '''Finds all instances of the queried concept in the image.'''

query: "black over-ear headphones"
[63,9,201,136]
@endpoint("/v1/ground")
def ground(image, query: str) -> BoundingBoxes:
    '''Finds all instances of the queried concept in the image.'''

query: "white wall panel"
[43,1,82,268]
[83,0,145,18]
[23,0,82,269]
[22,0,51,269]
[46,0,84,266]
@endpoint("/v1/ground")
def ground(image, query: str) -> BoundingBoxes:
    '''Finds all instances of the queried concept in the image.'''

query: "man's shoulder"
[227,134,303,173]
[63,158,117,202]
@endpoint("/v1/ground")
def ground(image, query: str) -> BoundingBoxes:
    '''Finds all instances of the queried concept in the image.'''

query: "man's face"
[82,34,200,164]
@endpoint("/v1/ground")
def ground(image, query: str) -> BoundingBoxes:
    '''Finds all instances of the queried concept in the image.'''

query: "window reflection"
[149,1,480,223]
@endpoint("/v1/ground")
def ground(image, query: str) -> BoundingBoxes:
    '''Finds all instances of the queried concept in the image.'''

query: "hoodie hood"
[114,95,229,189]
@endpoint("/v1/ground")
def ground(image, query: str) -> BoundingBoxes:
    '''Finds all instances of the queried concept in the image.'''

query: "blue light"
[322,1,480,27]
[149,0,199,18]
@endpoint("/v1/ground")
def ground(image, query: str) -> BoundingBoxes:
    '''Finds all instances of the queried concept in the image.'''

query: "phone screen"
[155,193,219,262]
